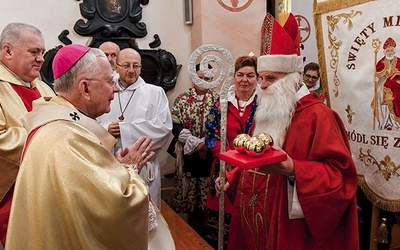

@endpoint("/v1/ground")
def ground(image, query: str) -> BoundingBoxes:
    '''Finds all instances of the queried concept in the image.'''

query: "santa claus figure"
[223,13,359,250]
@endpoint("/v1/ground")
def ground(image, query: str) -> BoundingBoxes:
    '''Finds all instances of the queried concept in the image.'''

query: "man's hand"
[115,136,155,172]
[215,177,230,197]
[259,147,294,176]
[108,121,121,137]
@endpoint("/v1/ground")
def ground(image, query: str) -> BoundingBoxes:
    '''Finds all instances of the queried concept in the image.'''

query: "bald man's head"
[99,41,120,70]
[116,48,142,88]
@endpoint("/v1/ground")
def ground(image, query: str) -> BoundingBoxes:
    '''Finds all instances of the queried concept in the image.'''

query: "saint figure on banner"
[373,37,400,130]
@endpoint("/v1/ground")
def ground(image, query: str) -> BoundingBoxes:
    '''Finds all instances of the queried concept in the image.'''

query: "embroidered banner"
[314,0,400,211]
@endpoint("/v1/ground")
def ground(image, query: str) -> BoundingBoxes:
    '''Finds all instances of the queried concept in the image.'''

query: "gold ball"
[233,134,251,153]
[255,132,274,151]
[244,137,266,157]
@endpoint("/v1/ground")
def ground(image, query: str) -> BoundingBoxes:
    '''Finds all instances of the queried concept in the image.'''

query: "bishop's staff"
[187,44,234,250]
[372,38,381,130]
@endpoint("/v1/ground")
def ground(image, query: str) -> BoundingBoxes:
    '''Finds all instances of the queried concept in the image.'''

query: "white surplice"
[98,77,172,207]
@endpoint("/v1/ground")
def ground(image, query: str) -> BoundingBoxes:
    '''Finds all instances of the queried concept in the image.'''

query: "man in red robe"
[0,23,54,247]
[223,13,359,249]
[373,37,400,130]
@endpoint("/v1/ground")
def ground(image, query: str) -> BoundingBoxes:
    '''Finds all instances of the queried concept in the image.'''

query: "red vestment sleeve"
[281,95,358,248]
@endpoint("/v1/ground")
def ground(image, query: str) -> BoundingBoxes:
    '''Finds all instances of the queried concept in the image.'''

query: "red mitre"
[383,37,396,49]
[258,12,303,73]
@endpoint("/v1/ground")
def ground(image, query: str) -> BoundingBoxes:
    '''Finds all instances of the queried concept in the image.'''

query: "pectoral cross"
[118,115,124,121]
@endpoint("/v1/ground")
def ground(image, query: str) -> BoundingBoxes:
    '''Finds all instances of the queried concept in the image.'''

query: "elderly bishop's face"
[88,57,119,118]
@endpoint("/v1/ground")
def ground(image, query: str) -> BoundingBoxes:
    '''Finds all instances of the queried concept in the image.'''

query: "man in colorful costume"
[0,23,55,246]
[224,13,359,249]
[171,63,218,234]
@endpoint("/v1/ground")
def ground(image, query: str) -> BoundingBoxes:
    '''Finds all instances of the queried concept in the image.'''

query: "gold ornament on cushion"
[244,137,266,157]
[233,134,251,153]
[255,132,274,151]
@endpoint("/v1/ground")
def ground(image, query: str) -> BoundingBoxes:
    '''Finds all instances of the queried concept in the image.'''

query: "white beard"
[386,54,395,61]
[253,72,301,147]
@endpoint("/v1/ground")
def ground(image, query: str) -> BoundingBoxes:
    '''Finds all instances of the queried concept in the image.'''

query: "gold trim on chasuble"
[239,168,270,248]
[260,14,274,55]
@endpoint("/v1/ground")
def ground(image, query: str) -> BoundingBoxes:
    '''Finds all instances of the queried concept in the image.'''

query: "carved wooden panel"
[74,0,149,39]
[40,0,180,92]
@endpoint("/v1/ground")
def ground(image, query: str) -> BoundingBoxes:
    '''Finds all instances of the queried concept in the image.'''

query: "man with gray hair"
[0,22,54,247]
[6,44,157,249]
[222,13,358,249]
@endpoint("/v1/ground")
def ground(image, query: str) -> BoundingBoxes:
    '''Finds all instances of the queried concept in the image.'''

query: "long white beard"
[253,72,301,147]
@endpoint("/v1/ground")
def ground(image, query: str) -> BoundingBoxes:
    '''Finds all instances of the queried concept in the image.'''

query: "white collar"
[296,83,310,101]
[227,84,257,109]
[118,77,145,91]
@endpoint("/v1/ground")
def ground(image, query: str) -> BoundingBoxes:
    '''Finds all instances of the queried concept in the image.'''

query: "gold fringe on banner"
[358,175,400,212]
[375,217,389,243]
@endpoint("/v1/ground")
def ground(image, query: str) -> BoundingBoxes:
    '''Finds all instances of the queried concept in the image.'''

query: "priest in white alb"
[97,48,172,208]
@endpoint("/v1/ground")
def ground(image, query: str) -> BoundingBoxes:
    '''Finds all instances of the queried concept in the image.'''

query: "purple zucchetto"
[52,44,90,79]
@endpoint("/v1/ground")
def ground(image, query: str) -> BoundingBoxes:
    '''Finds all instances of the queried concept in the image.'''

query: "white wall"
[0,1,272,176]
[0,0,191,175]
[0,0,191,102]
[292,0,318,63]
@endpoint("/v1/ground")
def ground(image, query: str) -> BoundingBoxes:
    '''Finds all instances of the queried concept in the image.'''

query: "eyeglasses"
[88,78,117,87]
[116,63,142,70]
[304,74,319,81]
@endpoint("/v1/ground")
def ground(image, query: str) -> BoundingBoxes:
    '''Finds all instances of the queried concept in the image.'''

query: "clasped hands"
[108,120,121,137]
[115,136,155,173]
[215,147,294,196]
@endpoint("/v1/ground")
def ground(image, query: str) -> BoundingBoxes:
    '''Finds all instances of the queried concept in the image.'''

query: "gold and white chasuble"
[6,97,174,249]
